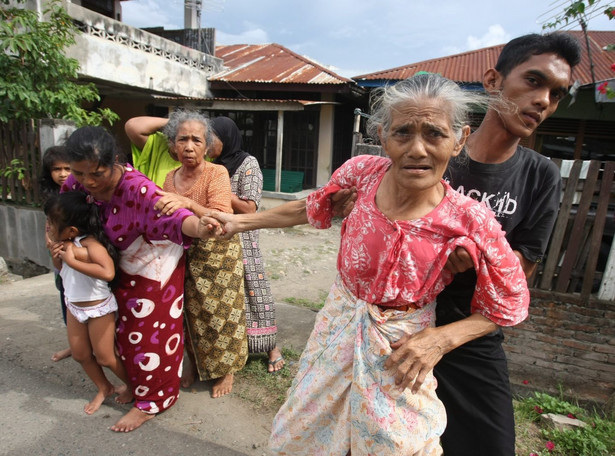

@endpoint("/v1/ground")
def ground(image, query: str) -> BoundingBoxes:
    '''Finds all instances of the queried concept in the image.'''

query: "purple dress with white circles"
[63,166,192,415]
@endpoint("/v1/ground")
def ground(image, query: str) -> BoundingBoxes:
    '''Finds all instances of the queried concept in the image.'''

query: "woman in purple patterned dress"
[62,126,218,432]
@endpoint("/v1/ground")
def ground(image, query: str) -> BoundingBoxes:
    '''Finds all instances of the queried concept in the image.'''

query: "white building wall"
[316,96,335,187]
[63,1,223,98]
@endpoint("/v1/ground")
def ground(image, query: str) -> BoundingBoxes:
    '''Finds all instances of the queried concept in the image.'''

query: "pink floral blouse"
[306,155,529,327]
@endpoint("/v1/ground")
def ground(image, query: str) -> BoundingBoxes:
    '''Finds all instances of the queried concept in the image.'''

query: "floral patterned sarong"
[270,276,445,456]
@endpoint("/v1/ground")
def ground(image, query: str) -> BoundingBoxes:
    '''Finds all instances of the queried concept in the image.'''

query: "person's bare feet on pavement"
[181,354,196,388]
[110,407,155,432]
[114,384,134,404]
[51,347,71,362]
[212,374,234,398]
[84,384,114,415]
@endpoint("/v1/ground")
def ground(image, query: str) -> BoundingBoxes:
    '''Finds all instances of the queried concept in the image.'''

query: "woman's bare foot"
[180,357,196,389]
[84,386,114,415]
[110,407,155,433]
[51,347,71,362]
[114,384,134,404]
[267,347,285,373]
[212,374,234,398]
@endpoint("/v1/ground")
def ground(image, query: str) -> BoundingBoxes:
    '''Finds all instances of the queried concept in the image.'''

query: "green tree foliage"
[542,0,613,29]
[542,0,615,99]
[0,0,119,126]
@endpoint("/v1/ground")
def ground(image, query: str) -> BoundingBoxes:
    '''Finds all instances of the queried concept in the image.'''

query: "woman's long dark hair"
[44,191,119,288]
[65,126,122,167]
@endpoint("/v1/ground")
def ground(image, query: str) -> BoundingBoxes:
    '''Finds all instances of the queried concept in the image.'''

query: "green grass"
[283,292,327,311]
[514,392,615,456]
[234,347,301,412]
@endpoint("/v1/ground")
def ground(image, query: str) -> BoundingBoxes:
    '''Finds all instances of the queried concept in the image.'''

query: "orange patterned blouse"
[162,162,233,214]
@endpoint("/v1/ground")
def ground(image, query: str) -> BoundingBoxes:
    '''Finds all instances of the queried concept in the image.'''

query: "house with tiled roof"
[148,43,367,198]
[197,43,366,193]
[353,30,615,161]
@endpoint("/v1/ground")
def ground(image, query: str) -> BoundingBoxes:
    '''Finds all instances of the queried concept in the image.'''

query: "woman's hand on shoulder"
[155,189,192,215]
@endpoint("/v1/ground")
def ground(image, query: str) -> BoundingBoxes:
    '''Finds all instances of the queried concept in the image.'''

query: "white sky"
[121,0,615,78]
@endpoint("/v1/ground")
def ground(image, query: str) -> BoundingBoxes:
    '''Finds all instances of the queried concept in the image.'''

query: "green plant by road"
[0,0,118,126]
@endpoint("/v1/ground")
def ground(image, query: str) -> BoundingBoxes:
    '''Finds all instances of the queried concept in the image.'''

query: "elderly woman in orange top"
[153,110,247,398]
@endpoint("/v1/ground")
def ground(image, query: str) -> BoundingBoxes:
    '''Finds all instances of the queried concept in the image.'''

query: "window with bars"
[207,110,321,190]
[283,111,318,188]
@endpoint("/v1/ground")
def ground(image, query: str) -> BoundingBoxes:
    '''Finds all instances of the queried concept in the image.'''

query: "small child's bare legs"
[67,312,116,414]
[180,346,197,388]
[87,313,133,404]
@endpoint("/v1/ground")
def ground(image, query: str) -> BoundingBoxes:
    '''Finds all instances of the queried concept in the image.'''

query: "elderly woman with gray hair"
[127,111,248,398]
[208,73,530,455]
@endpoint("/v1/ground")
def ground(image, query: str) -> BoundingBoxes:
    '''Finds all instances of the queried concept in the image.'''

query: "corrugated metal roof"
[353,31,615,87]
[152,95,335,106]
[211,43,353,85]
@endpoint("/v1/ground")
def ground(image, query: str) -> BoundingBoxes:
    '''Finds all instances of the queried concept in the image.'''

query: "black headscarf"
[210,117,251,178]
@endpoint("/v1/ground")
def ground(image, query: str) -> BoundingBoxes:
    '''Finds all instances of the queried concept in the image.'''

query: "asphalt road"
[0,273,316,456]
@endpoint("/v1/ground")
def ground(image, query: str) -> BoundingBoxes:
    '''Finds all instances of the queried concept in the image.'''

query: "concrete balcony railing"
[63,1,224,98]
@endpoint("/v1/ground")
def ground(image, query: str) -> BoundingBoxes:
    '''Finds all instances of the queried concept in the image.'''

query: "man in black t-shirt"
[434,33,581,456]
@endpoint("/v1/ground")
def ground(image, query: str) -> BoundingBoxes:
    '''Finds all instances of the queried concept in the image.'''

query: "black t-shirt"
[436,145,562,325]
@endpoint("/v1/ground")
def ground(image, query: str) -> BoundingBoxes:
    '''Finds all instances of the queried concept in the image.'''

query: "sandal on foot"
[268,356,285,373]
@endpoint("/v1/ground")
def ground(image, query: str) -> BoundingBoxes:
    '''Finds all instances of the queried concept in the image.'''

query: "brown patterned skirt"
[183,236,248,380]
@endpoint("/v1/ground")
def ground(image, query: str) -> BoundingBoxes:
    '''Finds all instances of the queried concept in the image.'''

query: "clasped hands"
[193,185,361,240]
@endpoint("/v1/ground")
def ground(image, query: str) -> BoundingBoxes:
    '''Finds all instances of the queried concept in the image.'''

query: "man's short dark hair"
[495,33,582,77]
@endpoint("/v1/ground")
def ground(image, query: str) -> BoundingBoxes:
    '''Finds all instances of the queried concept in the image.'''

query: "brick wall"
[503,293,615,403]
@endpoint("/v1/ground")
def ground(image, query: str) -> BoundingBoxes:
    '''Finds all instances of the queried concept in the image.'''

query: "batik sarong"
[270,276,445,455]
[184,236,248,380]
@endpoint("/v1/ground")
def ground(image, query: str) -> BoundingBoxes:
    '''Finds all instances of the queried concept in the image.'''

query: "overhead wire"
[538,0,610,31]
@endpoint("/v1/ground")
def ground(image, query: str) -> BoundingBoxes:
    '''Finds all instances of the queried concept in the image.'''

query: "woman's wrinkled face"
[50,161,71,187]
[380,98,466,192]
[69,160,115,200]
[174,120,207,167]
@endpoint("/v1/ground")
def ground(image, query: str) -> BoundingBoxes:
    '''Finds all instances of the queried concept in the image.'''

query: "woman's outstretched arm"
[209,186,358,238]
